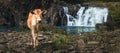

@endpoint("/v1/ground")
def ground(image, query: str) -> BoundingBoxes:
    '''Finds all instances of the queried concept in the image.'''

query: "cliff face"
[0,0,119,31]
[0,0,56,26]
[0,0,77,27]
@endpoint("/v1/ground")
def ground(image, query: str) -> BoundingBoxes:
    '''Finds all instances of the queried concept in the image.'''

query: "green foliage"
[110,7,120,28]
[60,0,120,4]
[50,34,77,49]
[41,24,55,32]
[80,32,102,43]
[49,29,120,52]
[80,30,120,53]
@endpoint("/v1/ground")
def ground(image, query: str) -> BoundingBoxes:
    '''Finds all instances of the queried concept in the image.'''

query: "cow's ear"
[42,10,47,14]
[35,10,39,14]
[31,11,36,14]
[30,9,36,14]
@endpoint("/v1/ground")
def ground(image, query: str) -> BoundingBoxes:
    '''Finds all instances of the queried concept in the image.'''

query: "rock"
[25,42,32,46]
[0,44,8,53]
[110,44,116,47]
[53,50,68,53]
[68,45,75,51]
[38,37,46,41]
[87,41,99,45]
[93,48,102,53]
[109,40,116,44]
[76,39,85,53]
[69,51,78,53]
[0,34,8,44]
[47,41,53,43]
[7,33,13,36]
[37,35,46,41]
[38,33,43,37]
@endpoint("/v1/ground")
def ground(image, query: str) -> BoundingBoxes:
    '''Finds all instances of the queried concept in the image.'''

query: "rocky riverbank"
[0,29,120,53]
[0,31,31,53]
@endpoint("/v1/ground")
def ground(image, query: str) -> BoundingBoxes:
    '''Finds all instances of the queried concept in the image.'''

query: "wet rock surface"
[0,31,82,53]
[0,30,120,53]
[0,31,55,53]
[0,31,31,53]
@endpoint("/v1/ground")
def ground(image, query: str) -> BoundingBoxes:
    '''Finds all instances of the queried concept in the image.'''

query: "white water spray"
[63,6,108,33]
[63,7,108,27]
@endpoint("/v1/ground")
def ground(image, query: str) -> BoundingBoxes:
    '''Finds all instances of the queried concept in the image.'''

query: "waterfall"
[63,7,108,27]
[63,6,108,34]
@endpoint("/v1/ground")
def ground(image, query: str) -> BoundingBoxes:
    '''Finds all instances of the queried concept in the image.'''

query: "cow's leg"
[35,37,38,46]
[35,23,39,46]
[36,23,39,36]
[31,27,36,48]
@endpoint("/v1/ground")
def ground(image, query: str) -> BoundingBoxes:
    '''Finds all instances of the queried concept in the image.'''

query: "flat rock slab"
[87,41,99,45]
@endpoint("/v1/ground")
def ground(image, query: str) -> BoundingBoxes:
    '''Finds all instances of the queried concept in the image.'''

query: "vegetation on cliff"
[0,0,120,30]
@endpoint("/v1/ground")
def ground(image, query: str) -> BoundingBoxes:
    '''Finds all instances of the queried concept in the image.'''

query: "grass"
[47,29,120,53]
[50,33,77,49]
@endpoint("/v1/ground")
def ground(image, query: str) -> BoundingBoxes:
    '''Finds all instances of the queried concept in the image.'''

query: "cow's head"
[33,9,42,21]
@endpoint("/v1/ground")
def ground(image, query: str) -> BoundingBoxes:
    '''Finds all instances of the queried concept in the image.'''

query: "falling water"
[63,6,108,34]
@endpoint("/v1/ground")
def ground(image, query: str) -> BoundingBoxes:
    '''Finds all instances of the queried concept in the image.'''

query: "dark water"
[56,26,96,34]
[0,26,22,32]
[0,26,96,34]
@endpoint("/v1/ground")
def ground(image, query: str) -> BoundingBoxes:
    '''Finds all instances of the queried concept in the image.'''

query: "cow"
[27,9,47,48]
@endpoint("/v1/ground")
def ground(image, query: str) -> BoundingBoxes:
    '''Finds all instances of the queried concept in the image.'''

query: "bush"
[110,7,120,28]
[80,30,120,53]
[50,34,77,49]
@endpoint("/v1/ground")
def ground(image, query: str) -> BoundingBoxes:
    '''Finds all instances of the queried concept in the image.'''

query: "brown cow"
[27,9,47,48]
